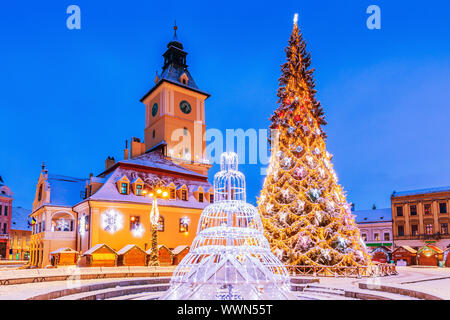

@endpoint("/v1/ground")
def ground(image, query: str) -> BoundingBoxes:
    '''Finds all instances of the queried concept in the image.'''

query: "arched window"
[51,212,74,232]
[158,216,165,232]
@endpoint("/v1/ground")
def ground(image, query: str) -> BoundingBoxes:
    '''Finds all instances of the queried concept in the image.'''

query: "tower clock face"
[152,103,158,117]
[179,100,192,114]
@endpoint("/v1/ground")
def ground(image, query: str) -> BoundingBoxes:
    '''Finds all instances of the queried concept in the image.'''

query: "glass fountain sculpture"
[161,152,294,300]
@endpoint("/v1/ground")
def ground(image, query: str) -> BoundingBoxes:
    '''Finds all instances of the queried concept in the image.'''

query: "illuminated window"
[426,224,433,235]
[130,216,140,230]
[135,184,143,196]
[374,233,380,241]
[424,204,432,215]
[441,223,448,234]
[120,183,128,195]
[179,217,189,233]
[439,203,447,214]
[158,216,164,232]
[411,224,418,236]
[384,233,390,241]
[396,206,403,217]
[410,205,417,216]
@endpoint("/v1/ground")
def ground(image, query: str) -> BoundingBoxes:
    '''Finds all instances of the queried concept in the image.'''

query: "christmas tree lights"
[258,14,371,268]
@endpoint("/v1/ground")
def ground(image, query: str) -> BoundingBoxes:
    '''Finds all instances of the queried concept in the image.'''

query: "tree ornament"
[308,188,321,202]
[293,166,305,179]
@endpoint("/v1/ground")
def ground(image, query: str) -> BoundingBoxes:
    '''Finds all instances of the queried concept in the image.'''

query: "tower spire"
[173,20,178,39]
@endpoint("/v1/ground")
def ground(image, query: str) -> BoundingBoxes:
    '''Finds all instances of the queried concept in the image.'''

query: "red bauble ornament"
[294,115,301,122]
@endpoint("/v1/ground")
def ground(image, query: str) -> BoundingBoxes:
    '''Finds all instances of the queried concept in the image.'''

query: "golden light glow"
[162,191,169,198]
[156,189,162,194]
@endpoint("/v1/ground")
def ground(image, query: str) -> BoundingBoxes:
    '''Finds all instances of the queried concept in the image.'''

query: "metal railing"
[286,264,397,278]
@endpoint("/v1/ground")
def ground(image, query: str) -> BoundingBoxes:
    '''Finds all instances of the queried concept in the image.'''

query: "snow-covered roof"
[146,244,173,255]
[394,245,417,254]
[117,244,145,255]
[116,151,206,178]
[172,245,189,255]
[88,152,211,209]
[11,206,31,231]
[392,186,450,198]
[419,245,443,254]
[47,174,86,207]
[354,208,392,223]
[83,243,116,255]
[50,247,78,255]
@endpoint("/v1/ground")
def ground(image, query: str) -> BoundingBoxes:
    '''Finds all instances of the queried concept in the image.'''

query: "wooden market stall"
[172,245,189,265]
[417,245,443,266]
[50,247,79,266]
[392,245,417,266]
[146,245,173,266]
[82,244,117,267]
[117,244,147,266]
[370,246,391,263]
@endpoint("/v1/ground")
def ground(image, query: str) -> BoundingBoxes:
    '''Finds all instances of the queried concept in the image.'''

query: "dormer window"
[209,194,214,203]
[38,184,43,201]
[116,175,130,195]
[205,187,214,203]
[120,183,128,194]
[177,185,188,201]
[199,193,204,203]
[178,73,189,85]
[131,178,144,196]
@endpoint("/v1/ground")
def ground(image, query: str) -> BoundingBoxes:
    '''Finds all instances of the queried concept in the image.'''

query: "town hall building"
[29,26,213,267]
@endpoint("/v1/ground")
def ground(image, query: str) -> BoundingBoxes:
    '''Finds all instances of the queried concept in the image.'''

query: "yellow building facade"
[30,28,212,267]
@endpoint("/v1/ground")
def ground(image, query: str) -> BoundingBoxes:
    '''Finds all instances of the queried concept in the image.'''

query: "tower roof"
[140,24,210,102]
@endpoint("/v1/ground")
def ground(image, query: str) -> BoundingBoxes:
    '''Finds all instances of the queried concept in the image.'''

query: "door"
[0,242,6,259]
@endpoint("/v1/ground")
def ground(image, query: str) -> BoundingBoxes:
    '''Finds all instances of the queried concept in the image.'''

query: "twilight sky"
[0,0,449,210]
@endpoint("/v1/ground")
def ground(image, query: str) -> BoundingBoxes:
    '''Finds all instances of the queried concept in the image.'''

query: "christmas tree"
[258,14,371,268]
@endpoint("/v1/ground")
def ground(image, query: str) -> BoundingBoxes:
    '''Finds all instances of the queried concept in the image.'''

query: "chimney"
[124,140,129,160]
[105,156,115,170]
[130,137,145,159]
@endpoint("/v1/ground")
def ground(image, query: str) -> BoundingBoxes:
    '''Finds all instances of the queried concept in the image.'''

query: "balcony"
[395,232,450,241]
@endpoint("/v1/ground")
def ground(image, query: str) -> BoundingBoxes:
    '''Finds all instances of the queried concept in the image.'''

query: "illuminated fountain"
[161,152,294,300]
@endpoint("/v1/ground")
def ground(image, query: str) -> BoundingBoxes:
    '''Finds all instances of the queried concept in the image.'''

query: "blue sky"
[0,1,449,211]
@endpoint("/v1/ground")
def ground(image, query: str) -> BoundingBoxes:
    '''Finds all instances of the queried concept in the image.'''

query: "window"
[183,127,188,136]
[410,205,417,216]
[209,194,214,203]
[38,184,43,201]
[361,234,367,241]
[136,184,143,196]
[0,205,2,215]
[396,206,403,217]
[384,233,390,241]
[198,193,204,203]
[441,223,448,234]
[120,183,128,195]
[424,204,432,215]
[152,129,155,139]
[130,216,140,230]
[38,222,41,233]
[439,203,447,214]
[158,216,164,232]
[42,221,45,232]
[70,220,74,232]
[170,188,176,200]
[181,189,188,201]
[179,217,189,233]
[411,224,418,236]
[4,206,7,216]
[426,224,433,235]
[2,223,6,234]
[398,225,404,236]
[374,233,380,241]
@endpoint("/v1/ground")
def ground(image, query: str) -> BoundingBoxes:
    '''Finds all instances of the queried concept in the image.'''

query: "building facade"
[0,176,13,260]
[392,186,450,249]
[10,206,31,260]
[354,208,393,249]
[30,27,214,268]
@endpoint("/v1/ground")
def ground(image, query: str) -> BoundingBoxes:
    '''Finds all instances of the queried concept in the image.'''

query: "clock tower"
[140,25,211,176]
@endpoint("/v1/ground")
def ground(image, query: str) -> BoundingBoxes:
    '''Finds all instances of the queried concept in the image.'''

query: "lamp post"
[147,188,169,266]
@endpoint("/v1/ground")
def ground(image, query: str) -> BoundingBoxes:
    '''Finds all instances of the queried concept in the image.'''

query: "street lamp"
[147,187,169,266]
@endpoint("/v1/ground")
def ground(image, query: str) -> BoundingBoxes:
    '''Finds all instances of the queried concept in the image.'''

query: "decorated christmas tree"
[258,14,371,268]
